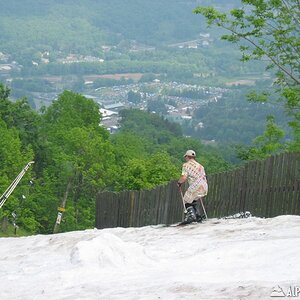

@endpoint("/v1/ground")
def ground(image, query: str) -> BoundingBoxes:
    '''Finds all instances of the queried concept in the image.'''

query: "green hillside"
[0,0,207,57]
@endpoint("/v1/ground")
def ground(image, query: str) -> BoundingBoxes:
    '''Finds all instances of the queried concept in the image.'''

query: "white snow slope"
[0,216,300,300]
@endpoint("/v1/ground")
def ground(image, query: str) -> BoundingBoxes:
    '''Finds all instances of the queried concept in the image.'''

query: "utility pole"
[53,179,72,234]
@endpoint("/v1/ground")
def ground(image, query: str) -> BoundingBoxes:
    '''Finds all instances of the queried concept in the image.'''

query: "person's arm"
[177,175,187,187]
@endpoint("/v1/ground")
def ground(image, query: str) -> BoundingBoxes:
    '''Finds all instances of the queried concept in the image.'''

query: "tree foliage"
[0,85,232,235]
[194,0,300,151]
[235,115,286,160]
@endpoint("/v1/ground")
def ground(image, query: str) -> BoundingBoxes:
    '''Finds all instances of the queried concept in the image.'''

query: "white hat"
[183,150,196,157]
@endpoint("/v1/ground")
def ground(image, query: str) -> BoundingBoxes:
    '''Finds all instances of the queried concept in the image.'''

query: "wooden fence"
[96,152,300,229]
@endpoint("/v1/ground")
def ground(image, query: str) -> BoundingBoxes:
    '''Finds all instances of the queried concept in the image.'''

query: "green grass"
[0,224,31,237]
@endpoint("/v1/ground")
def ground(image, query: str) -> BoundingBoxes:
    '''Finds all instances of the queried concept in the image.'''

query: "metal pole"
[179,186,187,213]
[200,197,208,220]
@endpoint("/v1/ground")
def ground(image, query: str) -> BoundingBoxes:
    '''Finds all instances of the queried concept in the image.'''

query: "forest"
[0,84,231,235]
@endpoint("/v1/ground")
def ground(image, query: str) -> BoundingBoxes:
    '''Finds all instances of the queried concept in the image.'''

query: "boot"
[184,206,197,223]
[191,201,203,223]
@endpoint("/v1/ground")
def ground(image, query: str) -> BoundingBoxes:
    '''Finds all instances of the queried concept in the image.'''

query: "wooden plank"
[95,193,101,228]
[252,160,260,216]
[137,189,144,226]
[143,189,149,226]
[239,164,248,214]
[106,192,112,228]
[224,169,232,216]
[281,153,289,215]
[224,170,232,216]
[285,153,296,215]
[97,192,104,228]
[257,159,265,216]
[128,191,135,227]
[278,153,287,216]
[260,157,269,217]
[142,189,149,226]
[121,191,127,227]
[156,185,164,224]
[167,182,175,224]
[132,191,140,227]
[279,153,289,215]
[236,166,245,213]
[259,158,268,217]
[247,160,256,216]
[101,193,107,227]
[217,172,224,217]
[227,170,235,216]
[166,181,175,224]
[205,174,213,216]
[264,155,273,217]
[154,186,159,225]
[247,160,255,215]
[102,192,108,228]
[243,162,252,215]
[267,155,276,218]
[289,153,297,214]
[293,153,300,215]
[101,192,108,228]
[113,193,120,227]
[157,184,166,224]
[117,192,123,227]
[147,188,155,225]
[124,191,131,227]
[263,156,273,217]
[268,155,276,217]
[254,159,262,217]
[233,168,241,212]
[210,172,219,217]
[153,187,159,224]
[162,182,171,225]
[270,154,279,217]
[229,169,236,215]
[156,185,163,224]
[212,173,220,217]
[291,153,298,214]
[218,171,226,217]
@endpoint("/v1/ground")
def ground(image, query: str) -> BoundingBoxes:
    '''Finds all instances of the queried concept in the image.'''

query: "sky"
[0,215,300,300]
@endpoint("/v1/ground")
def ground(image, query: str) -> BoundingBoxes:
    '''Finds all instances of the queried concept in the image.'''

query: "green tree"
[37,91,115,232]
[147,98,167,115]
[0,120,35,232]
[0,83,40,148]
[0,84,38,233]
[127,90,142,104]
[117,152,178,191]
[194,0,300,150]
[235,115,286,160]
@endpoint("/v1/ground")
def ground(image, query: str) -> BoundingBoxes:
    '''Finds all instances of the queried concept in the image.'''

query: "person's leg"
[183,189,198,223]
[183,202,197,223]
[193,200,201,222]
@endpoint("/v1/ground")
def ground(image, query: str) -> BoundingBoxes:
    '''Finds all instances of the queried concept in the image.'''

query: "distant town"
[0,32,229,137]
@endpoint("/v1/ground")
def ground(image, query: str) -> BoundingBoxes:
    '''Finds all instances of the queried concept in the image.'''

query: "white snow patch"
[0,216,300,300]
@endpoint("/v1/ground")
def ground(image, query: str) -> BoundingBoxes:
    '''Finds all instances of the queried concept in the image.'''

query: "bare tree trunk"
[1,216,8,233]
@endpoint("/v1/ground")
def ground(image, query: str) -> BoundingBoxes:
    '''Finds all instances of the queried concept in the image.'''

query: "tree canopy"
[194,0,300,152]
